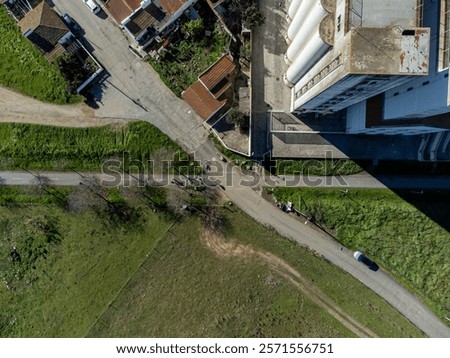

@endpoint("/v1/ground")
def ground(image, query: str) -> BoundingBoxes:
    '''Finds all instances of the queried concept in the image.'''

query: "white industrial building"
[284,0,450,136]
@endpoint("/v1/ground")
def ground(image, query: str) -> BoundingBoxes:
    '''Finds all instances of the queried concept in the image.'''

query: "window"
[337,15,342,32]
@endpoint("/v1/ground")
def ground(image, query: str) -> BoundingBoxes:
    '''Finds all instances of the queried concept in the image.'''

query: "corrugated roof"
[199,54,236,91]
[182,81,226,120]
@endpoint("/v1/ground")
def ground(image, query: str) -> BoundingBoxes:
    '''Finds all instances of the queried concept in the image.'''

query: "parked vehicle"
[353,251,379,271]
[83,0,101,15]
[62,13,81,34]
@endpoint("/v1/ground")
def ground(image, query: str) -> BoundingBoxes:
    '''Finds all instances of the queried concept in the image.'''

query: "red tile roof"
[105,0,141,23]
[182,81,226,120]
[159,0,185,15]
[199,54,236,91]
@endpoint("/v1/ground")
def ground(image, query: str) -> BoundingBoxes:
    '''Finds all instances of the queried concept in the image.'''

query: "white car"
[83,0,101,15]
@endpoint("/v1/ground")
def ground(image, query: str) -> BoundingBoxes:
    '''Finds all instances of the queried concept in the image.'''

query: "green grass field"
[0,7,76,104]
[0,121,192,171]
[0,187,424,337]
[88,209,424,338]
[0,191,173,337]
[270,187,450,324]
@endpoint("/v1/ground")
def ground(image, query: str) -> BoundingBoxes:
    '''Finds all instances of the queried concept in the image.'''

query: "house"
[105,0,199,51]
[9,1,103,93]
[17,1,72,60]
[182,54,236,121]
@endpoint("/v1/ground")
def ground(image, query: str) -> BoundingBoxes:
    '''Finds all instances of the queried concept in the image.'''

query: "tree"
[244,5,265,29]
[182,19,204,39]
[226,107,246,128]
[55,53,96,94]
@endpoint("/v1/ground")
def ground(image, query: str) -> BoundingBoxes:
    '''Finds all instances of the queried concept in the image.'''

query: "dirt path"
[0,86,126,128]
[201,228,378,338]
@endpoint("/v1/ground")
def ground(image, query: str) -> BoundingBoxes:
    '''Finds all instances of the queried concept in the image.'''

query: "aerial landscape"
[0,0,449,346]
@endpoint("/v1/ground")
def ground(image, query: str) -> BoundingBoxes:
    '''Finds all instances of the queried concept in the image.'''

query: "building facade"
[285,0,450,137]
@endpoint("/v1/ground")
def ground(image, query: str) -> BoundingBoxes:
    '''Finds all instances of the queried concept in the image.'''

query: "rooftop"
[18,1,69,54]
[351,0,421,28]
[104,0,141,23]
[199,54,236,96]
[183,54,236,120]
[18,1,68,34]
[123,0,190,38]
[182,81,226,120]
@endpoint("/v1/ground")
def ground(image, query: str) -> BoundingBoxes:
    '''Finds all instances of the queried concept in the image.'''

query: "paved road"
[6,1,449,337]
[1,170,450,190]
[52,0,208,152]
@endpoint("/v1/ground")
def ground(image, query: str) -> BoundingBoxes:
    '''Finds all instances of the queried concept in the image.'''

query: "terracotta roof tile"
[182,81,225,120]
[18,2,69,54]
[199,54,236,91]
[105,0,141,23]
[159,0,185,15]
[18,1,68,33]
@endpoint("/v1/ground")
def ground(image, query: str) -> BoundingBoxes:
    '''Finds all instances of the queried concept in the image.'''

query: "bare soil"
[0,86,126,128]
[201,227,378,338]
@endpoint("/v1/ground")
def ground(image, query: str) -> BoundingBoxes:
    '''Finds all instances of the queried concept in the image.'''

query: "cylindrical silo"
[286,0,303,23]
[285,12,335,64]
[285,0,315,44]
[284,31,330,87]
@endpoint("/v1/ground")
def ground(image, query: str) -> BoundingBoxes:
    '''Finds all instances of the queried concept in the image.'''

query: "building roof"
[18,1,69,54]
[182,81,226,120]
[182,54,236,120]
[105,0,142,23]
[198,54,236,99]
[123,0,192,39]
[199,54,236,90]
[159,0,185,15]
[125,3,164,36]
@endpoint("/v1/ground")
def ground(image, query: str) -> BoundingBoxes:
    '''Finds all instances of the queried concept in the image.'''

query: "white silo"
[285,0,316,44]
[284,31,330,87]
[284,1,330,64]
[286,0,303,23]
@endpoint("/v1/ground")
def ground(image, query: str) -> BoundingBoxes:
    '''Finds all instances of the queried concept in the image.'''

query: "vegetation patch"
[0,121,197,172]
[0,187,424,337]
[149,24,229,97]
[0,192,173,337]
[88,208,424,338]
[273,159,363,176]
[0,7,77,103]
[269,187,450,324]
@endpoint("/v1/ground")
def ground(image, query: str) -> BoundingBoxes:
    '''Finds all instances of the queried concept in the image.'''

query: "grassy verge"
[209,133,250,164]
[269,187,450,324]
[0,7,77,104]
[273,159,364,176]
[149,25,229,97]
[89,208,424,337]
[0,121,197,172]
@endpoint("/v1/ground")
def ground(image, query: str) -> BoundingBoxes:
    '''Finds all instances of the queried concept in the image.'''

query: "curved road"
[1,0,449,337]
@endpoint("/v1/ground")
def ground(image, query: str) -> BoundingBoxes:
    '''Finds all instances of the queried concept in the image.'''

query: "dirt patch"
[0,86,127,128]
[201,228,378,338]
